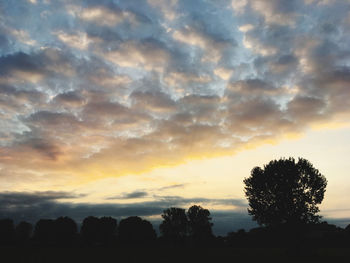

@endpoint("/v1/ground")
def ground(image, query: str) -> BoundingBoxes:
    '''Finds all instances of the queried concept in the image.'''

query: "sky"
[1,0,350,235]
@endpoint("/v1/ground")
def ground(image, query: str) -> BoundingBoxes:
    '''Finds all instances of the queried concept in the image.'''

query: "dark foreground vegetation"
[1,158,350,261]
[1,213,350,262]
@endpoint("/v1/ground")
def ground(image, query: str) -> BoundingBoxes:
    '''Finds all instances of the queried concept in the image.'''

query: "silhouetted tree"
[118,216,156,245]
[160,207,188,243]
[0,219,15,246]
[81,216,100,246]
[99,216,117,246]
[80,216,117,246]
[15,221,32,245]
[187,205,213,241]
[34,219,55,246]
[55,216,77,246]
[244,157,327,227]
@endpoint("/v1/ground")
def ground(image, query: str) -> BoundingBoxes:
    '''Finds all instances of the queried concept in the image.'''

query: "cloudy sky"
[1,0,350,234]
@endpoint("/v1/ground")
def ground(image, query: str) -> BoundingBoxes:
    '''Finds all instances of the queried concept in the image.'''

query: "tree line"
[1,208,350,249]
[0,205,215,247]
[1,157,350,250]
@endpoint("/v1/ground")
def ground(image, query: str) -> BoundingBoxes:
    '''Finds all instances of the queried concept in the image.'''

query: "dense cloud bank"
[1,0,350,178]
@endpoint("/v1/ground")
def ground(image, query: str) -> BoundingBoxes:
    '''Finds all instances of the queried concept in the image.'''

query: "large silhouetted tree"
[244,157,327,227]
[160,207,188,242]
[187,205,213,240]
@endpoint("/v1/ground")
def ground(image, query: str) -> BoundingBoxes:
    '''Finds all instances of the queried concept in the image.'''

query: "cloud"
[152,195,248,209]
[287,95,327,123]
[269,54,299,74]
[83,101,129,117]
[0,0,350,192]
[0,85,46,113]
[0,52,45,83]
[18,138,63,161]
[107,191,149,199]
[157,184,186,191]
[248,0,299,26]
[100,39,171,71]
[0,191,85,206]
[54,31,91,50]
[214,67,233,80]
[231,0,248,14]
[226,79,282,96]
[69,4,126,27]
[9,29,37,46]
[52,91,85,107]
[147,0,178,21]
[27,111,81,128]
[172,25,233,63]
[130,90,177,113]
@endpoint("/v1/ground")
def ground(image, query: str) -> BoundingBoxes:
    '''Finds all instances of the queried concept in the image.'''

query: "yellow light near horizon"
[3,125,350,221]
[310,121,350,131]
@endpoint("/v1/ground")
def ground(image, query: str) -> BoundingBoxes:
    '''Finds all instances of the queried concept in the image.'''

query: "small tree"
[243,157,327,226]
[187,205,213,240]
[159,207,188,241]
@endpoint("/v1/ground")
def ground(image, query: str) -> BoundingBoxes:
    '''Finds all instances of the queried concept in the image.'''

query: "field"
[1,247,350,263]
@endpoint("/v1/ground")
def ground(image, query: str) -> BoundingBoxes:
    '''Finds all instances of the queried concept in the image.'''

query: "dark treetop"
[244,157,327,226]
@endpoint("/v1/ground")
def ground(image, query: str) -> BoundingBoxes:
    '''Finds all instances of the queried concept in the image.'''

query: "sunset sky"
[1,0,350,234]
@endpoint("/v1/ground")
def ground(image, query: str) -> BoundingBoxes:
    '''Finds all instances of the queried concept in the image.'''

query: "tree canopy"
[187,205,213,240]
[118,216,156,244]
[159,207,188,241]
[159,205,213,243]
[81,216,117,246]
[243,157,327,226]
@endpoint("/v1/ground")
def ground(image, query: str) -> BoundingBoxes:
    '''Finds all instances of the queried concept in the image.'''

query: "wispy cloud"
[157,184,186,191]
[107,191,149,199]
